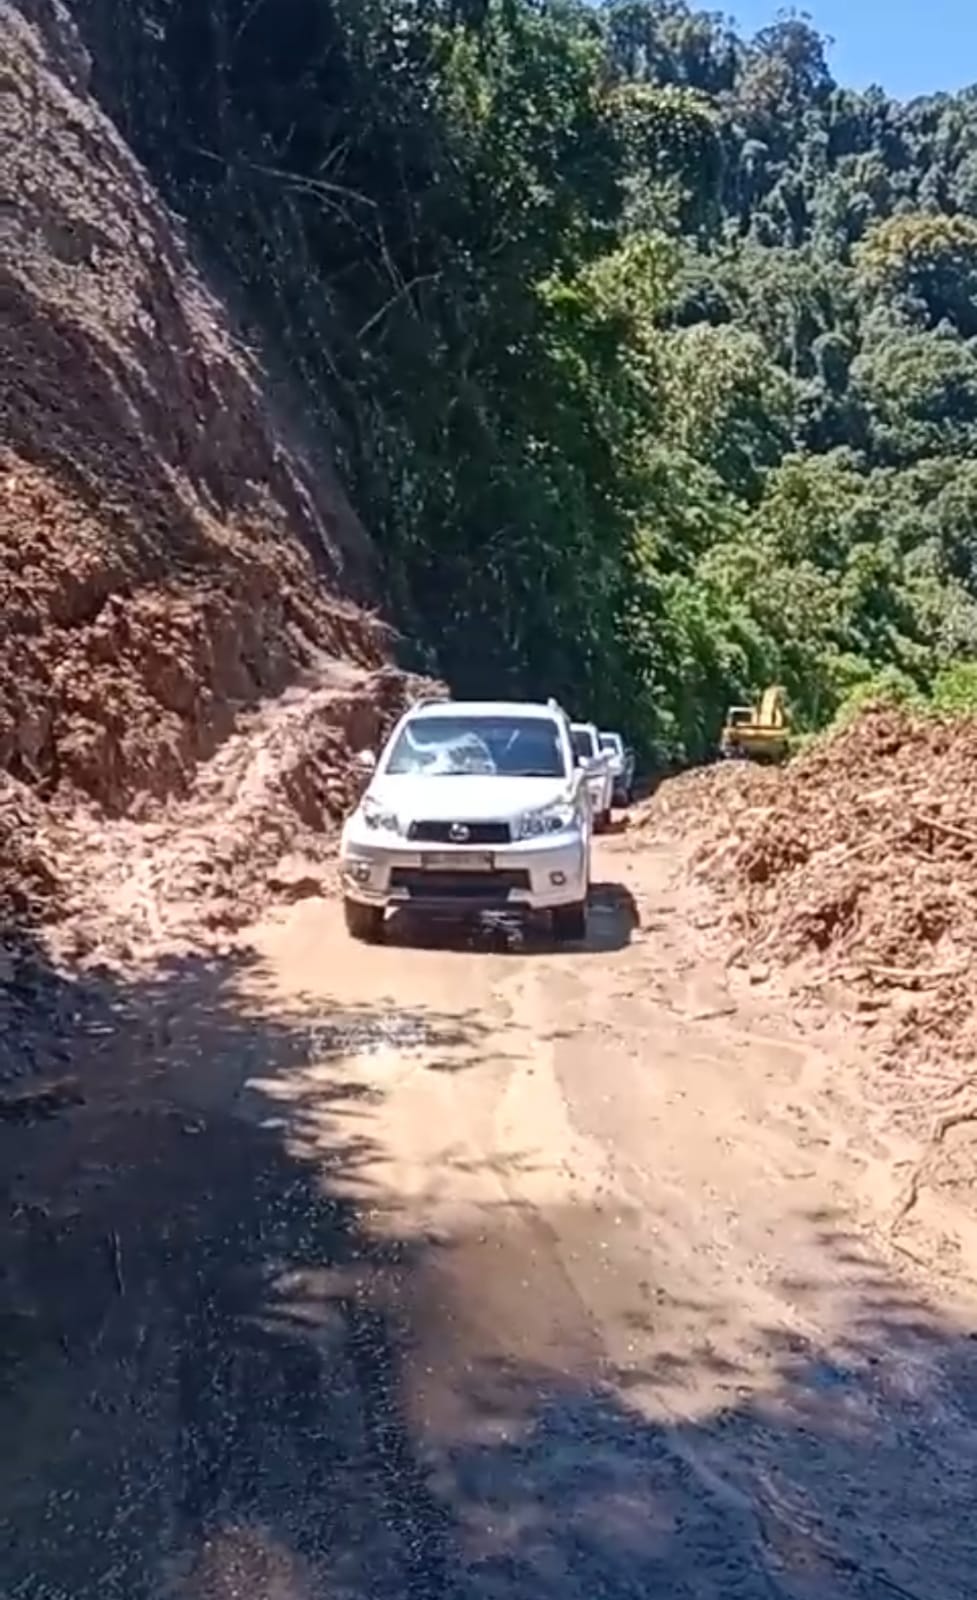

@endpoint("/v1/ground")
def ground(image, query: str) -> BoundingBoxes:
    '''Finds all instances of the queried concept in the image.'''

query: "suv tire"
[552,900,587,943]
[344,899,384,943]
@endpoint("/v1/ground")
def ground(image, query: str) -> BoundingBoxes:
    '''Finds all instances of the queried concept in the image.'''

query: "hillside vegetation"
[63,0,977,758]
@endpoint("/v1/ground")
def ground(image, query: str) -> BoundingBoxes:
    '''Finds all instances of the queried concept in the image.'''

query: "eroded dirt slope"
[1,0,391,815]
[643,710,977,1086]
[638,710,977,1271]
[0,0,443,1108]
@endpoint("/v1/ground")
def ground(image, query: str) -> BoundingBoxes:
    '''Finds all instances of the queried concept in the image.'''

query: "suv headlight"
[515,801,577,840]
[361,797,401,834]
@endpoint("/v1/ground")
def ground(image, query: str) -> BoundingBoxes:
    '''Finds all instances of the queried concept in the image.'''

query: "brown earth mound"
[664,710,977,1085]
[49,661,436,964]
[0,0,440,976]
[0,661,437,1101]
[1,0,391,819]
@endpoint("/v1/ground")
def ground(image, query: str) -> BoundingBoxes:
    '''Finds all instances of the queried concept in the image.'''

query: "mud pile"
[639,761,775,836]
[681,710,977,1081]
[0,1,440,963]
[48,663,435,964]
[0,0,390,820]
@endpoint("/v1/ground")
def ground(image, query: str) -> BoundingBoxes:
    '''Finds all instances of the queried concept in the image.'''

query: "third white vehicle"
[598,730,636,807]
[340,698,592,943]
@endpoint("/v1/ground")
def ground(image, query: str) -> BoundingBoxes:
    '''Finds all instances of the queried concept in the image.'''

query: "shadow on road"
[1,935,974,1598]
[584,880,640,951]
[433,1238,977,1600]
[383,879,639,958]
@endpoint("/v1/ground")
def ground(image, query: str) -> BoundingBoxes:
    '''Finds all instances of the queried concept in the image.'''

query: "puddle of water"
[305,1011,445,1059]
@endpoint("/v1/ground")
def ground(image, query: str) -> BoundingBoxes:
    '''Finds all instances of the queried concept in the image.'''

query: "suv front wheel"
[344,899,384,943]
[552,900,587,943]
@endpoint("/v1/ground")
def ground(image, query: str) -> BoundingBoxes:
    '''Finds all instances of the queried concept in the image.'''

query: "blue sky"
[726,1,976,101]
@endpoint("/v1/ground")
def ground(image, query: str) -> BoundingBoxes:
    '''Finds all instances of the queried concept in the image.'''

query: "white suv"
[340,699,591,943]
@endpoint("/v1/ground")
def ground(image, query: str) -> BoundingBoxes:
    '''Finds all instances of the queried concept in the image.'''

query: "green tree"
[855,213,977,334]
[72,0,977,759]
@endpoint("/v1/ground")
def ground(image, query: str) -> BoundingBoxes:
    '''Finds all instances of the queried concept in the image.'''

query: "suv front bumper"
[340,832,588,915]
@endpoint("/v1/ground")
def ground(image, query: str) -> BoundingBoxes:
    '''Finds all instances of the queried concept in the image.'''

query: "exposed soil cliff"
[1,0,394,818]
[0,0,443,993]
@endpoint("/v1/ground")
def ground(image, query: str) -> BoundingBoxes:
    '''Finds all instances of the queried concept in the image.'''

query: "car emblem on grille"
[449,822,470,843]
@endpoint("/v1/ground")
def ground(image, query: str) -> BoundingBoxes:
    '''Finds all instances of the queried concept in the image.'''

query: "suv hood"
[366,773,572,823]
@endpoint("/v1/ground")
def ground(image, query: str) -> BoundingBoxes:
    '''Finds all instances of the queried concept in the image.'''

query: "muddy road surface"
[3,835,977,1599]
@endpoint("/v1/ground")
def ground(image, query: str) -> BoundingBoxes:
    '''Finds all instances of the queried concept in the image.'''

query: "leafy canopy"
[77,0,977,760]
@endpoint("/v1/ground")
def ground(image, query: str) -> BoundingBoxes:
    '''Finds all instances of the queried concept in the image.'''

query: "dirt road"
[3,833,977,1598]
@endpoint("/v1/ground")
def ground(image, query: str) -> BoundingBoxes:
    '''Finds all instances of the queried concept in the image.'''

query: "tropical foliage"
[76,0,977,759]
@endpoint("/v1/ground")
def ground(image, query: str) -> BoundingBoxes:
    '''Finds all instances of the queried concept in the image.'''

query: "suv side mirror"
[354,749,377,775]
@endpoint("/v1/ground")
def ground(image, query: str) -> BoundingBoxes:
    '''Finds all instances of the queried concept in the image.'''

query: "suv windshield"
[571,727,597,762]
[599,733,621,754]
[385,715,568,778]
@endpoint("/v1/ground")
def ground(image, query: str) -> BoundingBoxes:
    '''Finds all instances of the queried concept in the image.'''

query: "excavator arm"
[757,686,786,729]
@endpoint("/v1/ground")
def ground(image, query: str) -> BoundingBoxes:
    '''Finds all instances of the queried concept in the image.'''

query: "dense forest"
[73,0,977,759]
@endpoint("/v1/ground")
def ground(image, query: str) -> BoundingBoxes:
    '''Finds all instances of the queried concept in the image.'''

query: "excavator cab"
[720,686,789,762]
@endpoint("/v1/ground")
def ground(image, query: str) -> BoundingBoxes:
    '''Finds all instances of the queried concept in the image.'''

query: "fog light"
[549,870,567,887]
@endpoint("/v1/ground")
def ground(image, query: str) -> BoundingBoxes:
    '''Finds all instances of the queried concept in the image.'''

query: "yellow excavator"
[720,685,790,763]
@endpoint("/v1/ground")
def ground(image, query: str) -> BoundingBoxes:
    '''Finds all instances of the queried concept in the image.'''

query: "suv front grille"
[407,820,512,845]
[390,868,529,901]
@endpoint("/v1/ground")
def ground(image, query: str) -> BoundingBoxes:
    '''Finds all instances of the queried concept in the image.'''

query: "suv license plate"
[422,852,495,871]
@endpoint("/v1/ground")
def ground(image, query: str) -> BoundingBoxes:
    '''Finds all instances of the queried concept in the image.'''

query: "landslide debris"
[0,0,389,819]
[51,661,435,963]
[0,658,434,1116]
[0,2,438,955]
[649,709,977,1089]
[0,0,443,1116]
